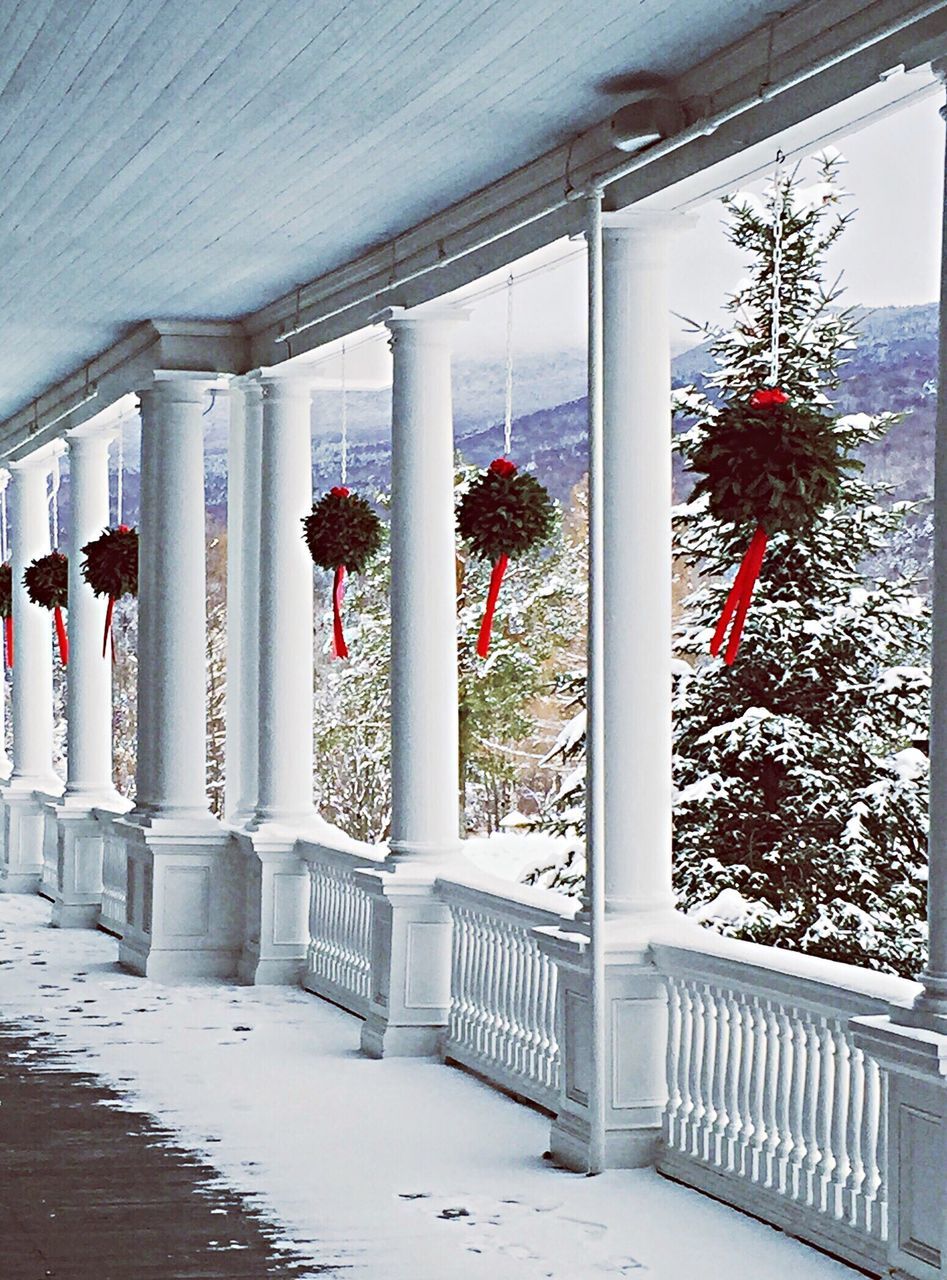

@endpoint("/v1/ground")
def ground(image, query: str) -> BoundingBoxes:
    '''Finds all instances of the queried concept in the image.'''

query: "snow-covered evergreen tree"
[529,154,931,979]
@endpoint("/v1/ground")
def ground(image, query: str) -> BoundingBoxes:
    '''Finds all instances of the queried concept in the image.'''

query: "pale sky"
[449,89,944,361]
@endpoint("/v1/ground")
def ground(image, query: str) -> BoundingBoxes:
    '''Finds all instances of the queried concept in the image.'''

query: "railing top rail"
[297,830,388,867]
[436,866,579,926]
[652,921,919,1016]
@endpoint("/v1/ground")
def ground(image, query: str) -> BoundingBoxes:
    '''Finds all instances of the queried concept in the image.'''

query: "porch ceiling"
[1,0,945,436]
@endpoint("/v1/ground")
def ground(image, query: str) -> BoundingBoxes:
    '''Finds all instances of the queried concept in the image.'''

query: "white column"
[136,374,215,821]
[253,373,313,825]
[915,88,947,1024]
[386,308,465,860]
[0,470,11,780]
[601,211,688,917]
[8,449,59,792]
[225,380,263,823]
[119,373,239,980]
[63,427,116,801]
[1,446,62,894]
[51,420,130,927]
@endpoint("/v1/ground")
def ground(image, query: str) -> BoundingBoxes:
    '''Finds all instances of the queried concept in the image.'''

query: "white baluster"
[828,1022,852,1220]
[801,1012,823,1207]
[664,978,683,1149]
[734,993,756,1176]
[723,990,743,1172]
[710,985,731,1167]
[787,1013,809,1202]
[844,1039,867,1228]
[775,1007,796,1195]
[762,1001,783,1189]
[814,1016,838,1214]
[875,1067,889,1242]
[747,996,769,1183]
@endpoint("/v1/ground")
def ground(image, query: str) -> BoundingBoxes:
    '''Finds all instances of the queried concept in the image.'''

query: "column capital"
[599,208,697,238]
[7,437,67,473]
[379,304,470,336]
[257,368,314,402]
[137,370,221,408]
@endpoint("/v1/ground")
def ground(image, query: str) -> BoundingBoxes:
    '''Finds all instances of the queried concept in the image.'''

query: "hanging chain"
[340,342,348,486]
[49,455,61,549]
[116,418,124,526]
[503,273,514,457]
[769,151,786,387]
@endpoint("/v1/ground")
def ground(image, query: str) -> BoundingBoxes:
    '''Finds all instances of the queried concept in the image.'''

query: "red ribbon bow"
[54,606,68,666]
[489,457,517,478]
[331,565,348,660]
[750,387,789,408]
[330,485,350,498]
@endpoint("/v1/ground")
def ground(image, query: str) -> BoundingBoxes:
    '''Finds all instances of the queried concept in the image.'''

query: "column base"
[360,1015,442,1059]
[355,865,452,1059]
[116,817,243,981]
[1,781,61,893]
[46,795,133,930]
[536,920,670,1171]
[549,1106,660,1172]
[235,824,310,986]
[852,1015,947,1280]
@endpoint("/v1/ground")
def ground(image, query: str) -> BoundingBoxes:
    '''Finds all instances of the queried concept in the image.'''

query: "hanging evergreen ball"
[688,389,856,536]
[24,550,69,665]
[457,458,556,658]
[457,457,556,562]
[303,487,383,574]
[81,525,139,658]
[81,525,139,600]
[24,550,68,610]
[0,562,12,669]
[0,562,11,619]
[687,388,859,666]
[302,487,383,659]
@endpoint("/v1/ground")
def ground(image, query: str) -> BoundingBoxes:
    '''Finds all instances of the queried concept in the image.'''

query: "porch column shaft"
[601,213,679,915]
[225,381,263,822]
[920,90,947,1014]
[136,377,212,819]
[386,310,462,859]
[254,376,313,823]
[64,432,114,798]
[0,470,10,778]
[224,387,244,821]
[9,454,55,785]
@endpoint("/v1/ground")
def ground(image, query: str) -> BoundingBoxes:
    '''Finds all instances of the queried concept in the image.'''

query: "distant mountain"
[302,302,940,512]
[96,302,938,527]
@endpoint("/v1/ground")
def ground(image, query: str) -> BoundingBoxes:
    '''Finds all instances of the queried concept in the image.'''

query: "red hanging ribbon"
[54,605,69,666]
[710,526,768,666]
[332,565,348,660]
[4,615,12,669]
[102,596,115,659]
[477,554,509,659]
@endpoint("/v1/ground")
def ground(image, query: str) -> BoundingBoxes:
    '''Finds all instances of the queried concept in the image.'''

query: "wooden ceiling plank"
[0,0,249,249]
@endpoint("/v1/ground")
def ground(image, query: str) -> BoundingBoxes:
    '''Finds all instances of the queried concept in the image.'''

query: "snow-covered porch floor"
[1,895,863,1280]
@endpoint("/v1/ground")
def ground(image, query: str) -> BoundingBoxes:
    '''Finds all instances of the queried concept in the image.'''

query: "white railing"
[98,812,127,936]
[436,873,577,1112]
[652,931,920,1275]
[299,839,385,1018]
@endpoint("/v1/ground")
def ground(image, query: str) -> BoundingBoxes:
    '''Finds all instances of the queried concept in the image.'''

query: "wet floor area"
[0,1024,334,1280]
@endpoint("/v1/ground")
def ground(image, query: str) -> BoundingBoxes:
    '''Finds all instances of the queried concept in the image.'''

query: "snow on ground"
[0,894,859,1280]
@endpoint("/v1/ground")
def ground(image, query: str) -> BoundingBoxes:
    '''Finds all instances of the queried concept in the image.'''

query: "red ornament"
[489,457,517,478]
[749,386,789,408]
